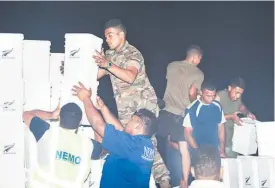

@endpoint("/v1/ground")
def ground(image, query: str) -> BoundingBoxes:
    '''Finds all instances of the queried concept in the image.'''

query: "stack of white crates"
[61,33,103,126]
[50,53,64,111]
[0,33,25,188]
[23,40,51,111]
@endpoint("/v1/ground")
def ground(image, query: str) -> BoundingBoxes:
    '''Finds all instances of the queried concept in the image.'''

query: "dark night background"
[0,1,273,121]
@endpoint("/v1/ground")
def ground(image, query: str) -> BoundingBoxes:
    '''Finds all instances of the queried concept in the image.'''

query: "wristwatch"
[105,61,112,70]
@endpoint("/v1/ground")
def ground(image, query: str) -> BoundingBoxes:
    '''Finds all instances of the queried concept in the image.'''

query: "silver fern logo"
[1,100,16,111]
[70,48,80,57]
[2,48,13,57]
[3,143,15,154]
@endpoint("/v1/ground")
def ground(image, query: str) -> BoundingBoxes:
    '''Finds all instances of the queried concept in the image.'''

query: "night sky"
[0,1,273,121]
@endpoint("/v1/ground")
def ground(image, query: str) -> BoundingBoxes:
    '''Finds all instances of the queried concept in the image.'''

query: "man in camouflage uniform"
[93,19,170,187]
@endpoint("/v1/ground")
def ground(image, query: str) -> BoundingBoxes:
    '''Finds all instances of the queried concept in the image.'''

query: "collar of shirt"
[182,60,197,66]
[107,40,129,55]
[190,180,225,188]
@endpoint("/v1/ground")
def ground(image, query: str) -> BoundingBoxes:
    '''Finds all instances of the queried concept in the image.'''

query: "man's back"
[100,124,154,188]
[163,60,203,116]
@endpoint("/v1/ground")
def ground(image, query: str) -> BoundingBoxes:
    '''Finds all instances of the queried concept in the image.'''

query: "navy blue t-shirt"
[183,100,226,147]
[28,117,102,159]
[101,124,154,188]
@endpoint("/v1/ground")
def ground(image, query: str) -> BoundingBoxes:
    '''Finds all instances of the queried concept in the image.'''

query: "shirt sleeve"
[220,110,227,124]
[102,124,137,158]
[90,139,103,160]
[182,113,192,128]
[125,51,142,71]
[29,117,50,142]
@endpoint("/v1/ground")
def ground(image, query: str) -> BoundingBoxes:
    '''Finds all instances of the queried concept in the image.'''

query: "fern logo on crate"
[1,100,16,111]
[2,143,16,154]
[245,176,251,186]
[1,48,15,59]
[69,48,80,58]
[261,179,268,188]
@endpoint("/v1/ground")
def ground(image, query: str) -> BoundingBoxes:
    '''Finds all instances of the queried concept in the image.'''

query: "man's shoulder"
[186,99,200,110]
[212,100,222,111]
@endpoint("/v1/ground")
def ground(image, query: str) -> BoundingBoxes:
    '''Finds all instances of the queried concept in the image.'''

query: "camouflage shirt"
[106,41,159,125]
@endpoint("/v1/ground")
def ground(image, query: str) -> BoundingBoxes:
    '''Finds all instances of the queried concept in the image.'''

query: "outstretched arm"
[72,82,106,137]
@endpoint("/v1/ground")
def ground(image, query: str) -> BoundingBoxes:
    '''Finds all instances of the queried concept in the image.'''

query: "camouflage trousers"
[118,107,171,187]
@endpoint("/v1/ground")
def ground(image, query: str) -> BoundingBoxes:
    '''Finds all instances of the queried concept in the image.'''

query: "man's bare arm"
[97,68,107,80]
[179,141,190,186]
[101,105,124,131]
[184,127,198,149]
[108,64,138,84]
[23,106,60,127]
[189,84,198,102]
[218,123,225,155]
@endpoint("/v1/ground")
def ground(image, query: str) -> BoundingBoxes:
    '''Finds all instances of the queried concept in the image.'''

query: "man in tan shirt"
[156,45,204,187]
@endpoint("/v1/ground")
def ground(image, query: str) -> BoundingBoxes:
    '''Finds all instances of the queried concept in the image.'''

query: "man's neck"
[196,175,220,181]
[115,40,126,52]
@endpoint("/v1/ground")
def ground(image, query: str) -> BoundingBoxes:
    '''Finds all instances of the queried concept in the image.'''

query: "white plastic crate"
[222,158,240,188]
[256,121,275,157]
[24,81,51,111]
[232,118,258,155]
[23,40,51,81]
[0,33,24,80]
[237,156,259,188]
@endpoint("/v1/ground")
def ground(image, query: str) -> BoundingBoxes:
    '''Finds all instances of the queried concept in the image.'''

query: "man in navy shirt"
[183,80,226,155]
[72,82,156,188]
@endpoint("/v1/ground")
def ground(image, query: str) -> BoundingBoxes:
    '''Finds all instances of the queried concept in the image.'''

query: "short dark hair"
[192,145,221,177]
[104,19,127,35]
[201,80,216,91]
[229,76,246,90]
[186,45,203,57]
[60,103,82,130]
[133,108,157,137]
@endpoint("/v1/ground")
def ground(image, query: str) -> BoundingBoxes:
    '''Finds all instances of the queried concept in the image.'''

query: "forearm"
[218,124,225,153]
[224,113,234,120]
[108,64,136,84]
[189,93,197,103]
[185,133,198,149]
[29,110,54,121]
[101,106,123,131]
[239,104,250,114]
[97,68,107,80]
[83,98,106,137]
[179,142,190,183]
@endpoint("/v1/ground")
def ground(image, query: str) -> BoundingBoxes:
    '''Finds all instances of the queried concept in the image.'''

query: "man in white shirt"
[189,145,224,188]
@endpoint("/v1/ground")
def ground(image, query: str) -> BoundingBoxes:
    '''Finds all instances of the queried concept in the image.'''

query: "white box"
[0,80,24,114]
[64,33,103,82]
[237,157,259,188]
[232,118,258,155]
[23,40,51,81]
[255,157,275,188]
[256,121,275,157]
[50,53,64,82]
[61,33,103,125]
[0,33,24,80]
[0,120,25,188]
[222,158,240,188]
[24,81,51,111]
